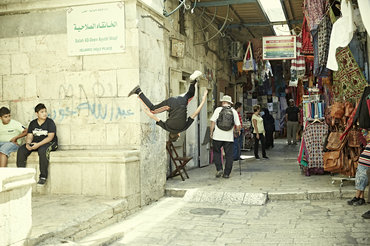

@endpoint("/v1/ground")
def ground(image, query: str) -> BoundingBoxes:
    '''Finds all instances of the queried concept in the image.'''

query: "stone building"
[0,0,231,211]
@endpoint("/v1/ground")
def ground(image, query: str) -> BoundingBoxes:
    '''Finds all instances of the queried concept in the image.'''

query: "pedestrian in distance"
[210,95,241,178]
[128,71,206,142]
[0,107,28,167]
[16,103,58,186]
[233,102,244,161]
[252,104,268,160]
[285,98,300,145]
[262,108,275,149]
[347,129,370,208]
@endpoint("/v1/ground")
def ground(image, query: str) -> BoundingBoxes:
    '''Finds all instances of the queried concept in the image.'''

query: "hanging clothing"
[303,0,327,31]
[332,47,368,102]
[301,17,314,55]
[354,86,370,129]
[358,0,370,34]
[315,15,332,77]
[291,33,306,78]
[302,122,328,169]
[326,0,356,71]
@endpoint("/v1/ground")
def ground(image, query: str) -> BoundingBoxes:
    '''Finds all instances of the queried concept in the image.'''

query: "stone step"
[28,197,129,246]
[165,188,357,204]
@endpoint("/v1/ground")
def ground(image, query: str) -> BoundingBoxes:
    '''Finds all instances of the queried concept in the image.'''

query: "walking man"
[285,99,300,145]
[210,95,241,178]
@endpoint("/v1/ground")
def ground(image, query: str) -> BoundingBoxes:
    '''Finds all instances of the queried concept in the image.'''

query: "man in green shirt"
[0,107,27,167]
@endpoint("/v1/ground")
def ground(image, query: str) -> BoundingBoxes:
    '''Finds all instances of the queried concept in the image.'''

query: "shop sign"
[262,35,296,60]
[67,2,125,56]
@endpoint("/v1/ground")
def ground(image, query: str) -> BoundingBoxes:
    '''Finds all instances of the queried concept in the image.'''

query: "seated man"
[0,107,27,167]
[128,70,207,142]
[17,103,58,185]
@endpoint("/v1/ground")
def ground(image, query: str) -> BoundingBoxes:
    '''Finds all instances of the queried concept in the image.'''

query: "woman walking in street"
[252,105,268,160]
[262,108,275,149]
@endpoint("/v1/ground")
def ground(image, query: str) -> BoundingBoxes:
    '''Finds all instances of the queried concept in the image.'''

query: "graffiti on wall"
[49,102,134,122]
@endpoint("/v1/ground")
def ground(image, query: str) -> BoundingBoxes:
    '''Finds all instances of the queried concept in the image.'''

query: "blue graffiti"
[50,102,134,122]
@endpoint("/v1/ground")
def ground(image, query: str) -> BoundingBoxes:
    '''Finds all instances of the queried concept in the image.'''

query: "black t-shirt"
[286,106,300,122]
[156,117,194,134]
[27,118,58,144]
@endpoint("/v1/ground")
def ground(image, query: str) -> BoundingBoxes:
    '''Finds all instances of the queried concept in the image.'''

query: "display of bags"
[243,42,256,71]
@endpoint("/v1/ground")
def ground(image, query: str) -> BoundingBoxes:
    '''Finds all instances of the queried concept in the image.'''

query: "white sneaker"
[190,70,202,81]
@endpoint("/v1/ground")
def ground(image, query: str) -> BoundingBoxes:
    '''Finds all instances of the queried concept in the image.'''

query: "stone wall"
[0,0,140,150]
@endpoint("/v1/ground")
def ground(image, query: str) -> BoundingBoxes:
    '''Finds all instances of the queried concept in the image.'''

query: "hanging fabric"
[332,47,368,102]
[358,0,370,34]
[315,15,332,77]
[301,17,314,55]
[326,0,356,71]
[303,0,328,31]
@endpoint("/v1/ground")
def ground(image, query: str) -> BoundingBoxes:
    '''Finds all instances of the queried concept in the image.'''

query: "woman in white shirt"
[252,105,268,160]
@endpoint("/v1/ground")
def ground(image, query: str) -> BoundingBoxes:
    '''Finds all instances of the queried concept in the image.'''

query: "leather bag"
[344,102,354,117]
[323,150,343,172]
[326,131,344,151]
[330,102,345,119]
[348,129,361,147]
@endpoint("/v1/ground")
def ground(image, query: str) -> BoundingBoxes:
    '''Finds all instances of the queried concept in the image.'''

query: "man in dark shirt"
[17,103,58,185]
[285,99,300,145]
[128,71,207,142]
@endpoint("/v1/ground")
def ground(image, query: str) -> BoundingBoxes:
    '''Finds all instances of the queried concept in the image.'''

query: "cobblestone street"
[110,198,369,246]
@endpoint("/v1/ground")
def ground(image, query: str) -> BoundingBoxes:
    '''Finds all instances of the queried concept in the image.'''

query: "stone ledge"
[0,168,35,192]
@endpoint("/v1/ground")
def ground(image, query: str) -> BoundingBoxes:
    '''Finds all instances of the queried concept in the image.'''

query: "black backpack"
[216,106,235,131]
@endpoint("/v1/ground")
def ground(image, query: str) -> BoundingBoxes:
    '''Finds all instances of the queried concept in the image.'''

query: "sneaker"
[347,197,359,205]
[255,156,260,160]
[354,198,366,206]
[362,210,370,219]
[262,156,269,160]
[128,85,141,97]
[222,174,229,179]
[287,142,292,145]
[215,170,223,178]
[190,70,202,82]
[37,178,47,186]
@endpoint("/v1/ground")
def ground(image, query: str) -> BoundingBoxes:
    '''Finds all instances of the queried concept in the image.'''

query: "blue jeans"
[233,130,244,160]
[0,142,19,157]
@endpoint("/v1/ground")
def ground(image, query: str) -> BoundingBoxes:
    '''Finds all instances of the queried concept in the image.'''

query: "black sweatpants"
[213,140,233,176]
[253,133,266,158]
[17,142,58,179]
[139,83,195,114]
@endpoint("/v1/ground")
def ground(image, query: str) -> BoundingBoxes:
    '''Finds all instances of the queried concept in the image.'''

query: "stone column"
[0,168,35,246]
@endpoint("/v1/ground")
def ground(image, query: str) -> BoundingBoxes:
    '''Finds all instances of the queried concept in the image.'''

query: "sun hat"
[220,95,233,104]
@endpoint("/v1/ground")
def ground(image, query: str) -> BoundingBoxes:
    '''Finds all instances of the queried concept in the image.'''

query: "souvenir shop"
[232,0,370,177]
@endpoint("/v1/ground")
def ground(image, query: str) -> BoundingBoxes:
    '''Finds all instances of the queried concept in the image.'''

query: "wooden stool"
[166,141,192,181]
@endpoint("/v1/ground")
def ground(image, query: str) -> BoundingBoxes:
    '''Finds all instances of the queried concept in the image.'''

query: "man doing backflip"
[128,71,206,141]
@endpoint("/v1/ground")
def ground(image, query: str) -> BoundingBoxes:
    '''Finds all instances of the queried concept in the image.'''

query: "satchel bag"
[330,102,345,119]
[348,129,361,147]
[326,131,345,151]
[243,42,256,71]
[323,150,343,172]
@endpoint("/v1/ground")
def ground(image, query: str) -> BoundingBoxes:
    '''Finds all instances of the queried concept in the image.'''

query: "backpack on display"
[216,106,235,131]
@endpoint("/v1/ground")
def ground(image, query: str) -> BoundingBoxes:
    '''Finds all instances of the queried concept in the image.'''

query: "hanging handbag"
[348,129,361,148]
[330,102,345,119]
[323,150,343,173]
[243,42,256,71]
[326,130,346,151]
[344,101,354,117]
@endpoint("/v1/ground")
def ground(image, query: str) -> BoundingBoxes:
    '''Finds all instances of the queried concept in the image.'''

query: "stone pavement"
[29,139,370,245]
[166,139,361,202]
[108,197,370,246]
